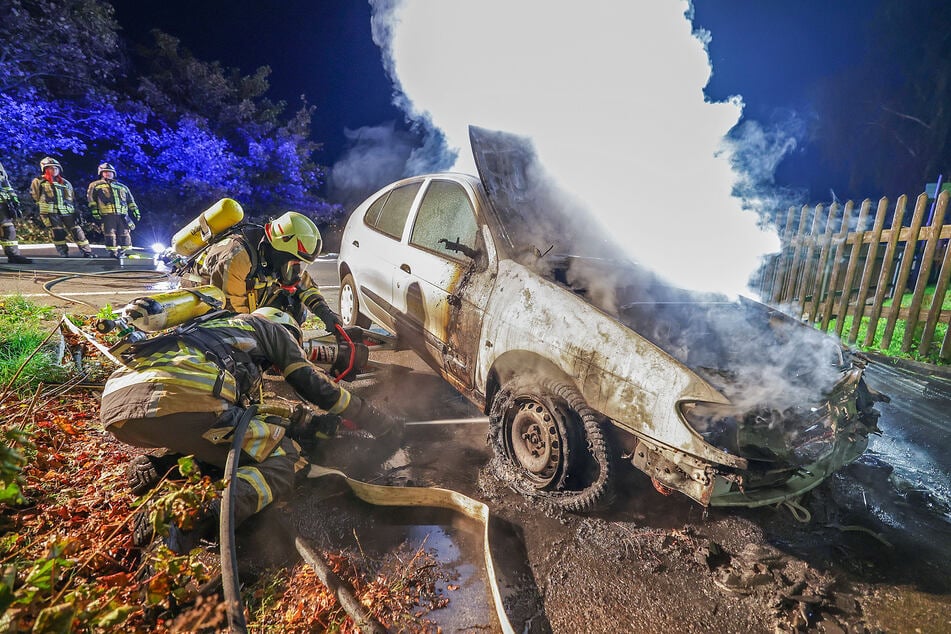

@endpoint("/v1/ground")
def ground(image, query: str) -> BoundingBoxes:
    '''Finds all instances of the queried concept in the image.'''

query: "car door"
[348,181,422,331]
[395,177,492,390]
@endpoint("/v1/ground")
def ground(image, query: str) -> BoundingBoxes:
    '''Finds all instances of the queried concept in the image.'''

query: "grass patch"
[828,313,948,365]
[0,295,68,392]
[882,284,951,311]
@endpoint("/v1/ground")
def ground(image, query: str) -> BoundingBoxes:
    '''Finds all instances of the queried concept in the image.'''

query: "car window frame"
[406,177,484,264]
[362,181,424,241]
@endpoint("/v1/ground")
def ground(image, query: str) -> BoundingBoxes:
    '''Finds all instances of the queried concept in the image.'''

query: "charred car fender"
[477,259,744,472]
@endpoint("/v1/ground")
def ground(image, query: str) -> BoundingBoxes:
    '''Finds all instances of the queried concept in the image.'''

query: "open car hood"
[469,125,622,260]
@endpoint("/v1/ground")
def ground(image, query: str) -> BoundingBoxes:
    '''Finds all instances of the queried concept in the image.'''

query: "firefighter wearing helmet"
[182,210,341,329]
[100,303,400,552]
[29,157,96,257]
[0,160,32,264]
[87,162,141,258]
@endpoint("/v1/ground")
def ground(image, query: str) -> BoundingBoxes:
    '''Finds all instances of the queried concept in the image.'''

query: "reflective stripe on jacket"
[196,231,331,316]
[86,179,139,217]
[0,165,18,205]
[100,312,350,429]
[30,177,75,215]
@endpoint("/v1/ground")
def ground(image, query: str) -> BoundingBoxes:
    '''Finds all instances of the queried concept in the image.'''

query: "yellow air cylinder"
[121,285,226,332]
[171,198,244,257]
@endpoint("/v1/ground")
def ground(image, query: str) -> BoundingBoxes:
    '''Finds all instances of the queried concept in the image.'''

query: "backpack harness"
[122,308,263,406]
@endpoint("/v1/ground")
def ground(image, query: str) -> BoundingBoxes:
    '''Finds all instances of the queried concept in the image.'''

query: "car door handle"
[400,264,411,274]
[352,240,359,248]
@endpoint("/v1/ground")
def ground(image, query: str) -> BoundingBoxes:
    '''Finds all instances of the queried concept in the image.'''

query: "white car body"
[337,127,881,510]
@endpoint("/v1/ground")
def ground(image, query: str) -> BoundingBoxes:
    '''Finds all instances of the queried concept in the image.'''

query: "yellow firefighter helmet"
[264,212,321,263]
[252,307,303,343]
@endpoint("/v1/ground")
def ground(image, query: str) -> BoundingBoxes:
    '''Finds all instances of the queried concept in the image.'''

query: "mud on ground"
[253,350,950,633]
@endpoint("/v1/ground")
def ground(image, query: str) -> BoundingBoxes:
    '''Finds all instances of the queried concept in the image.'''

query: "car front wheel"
[488,376,614,512]
[339,273,371,328]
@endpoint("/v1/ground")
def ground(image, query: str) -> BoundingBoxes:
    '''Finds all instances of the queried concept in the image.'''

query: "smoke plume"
[369,0,785,296]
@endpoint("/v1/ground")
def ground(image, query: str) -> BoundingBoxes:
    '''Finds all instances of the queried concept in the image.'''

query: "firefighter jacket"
[195,227,337,324]
[30,174,75,215]
[0,163,19,207]
[100,312,352,435]
[86,178,140,220]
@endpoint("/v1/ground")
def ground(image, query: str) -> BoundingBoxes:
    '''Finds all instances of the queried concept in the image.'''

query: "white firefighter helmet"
[264,212,321,263]
[98,162,116,178]
[251,307,303,343]
[40,157,62,173]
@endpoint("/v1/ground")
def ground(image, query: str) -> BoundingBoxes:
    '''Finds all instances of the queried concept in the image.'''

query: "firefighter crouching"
[99,305,400,552]
[87,162,140,258]
[29,157,96,258]
[181,207,342,329]
[0,160,32,264]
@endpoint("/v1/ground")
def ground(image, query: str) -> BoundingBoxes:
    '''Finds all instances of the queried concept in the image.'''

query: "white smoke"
[369,0,785,296]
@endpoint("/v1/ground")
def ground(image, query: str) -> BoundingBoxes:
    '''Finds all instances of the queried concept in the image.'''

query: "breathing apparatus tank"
[171,198,245,257]
[120,285,226,332]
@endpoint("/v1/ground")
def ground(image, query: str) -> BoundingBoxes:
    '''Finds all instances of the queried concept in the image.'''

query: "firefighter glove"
[127,219,136,231]
[342,395,404,442]
[287,403,341,443]
[90,208,101,220]
[8,199,22,218]
[311,301,342,334]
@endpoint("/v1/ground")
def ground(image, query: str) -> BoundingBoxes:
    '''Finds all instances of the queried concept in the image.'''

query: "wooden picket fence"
[756,191,951,362]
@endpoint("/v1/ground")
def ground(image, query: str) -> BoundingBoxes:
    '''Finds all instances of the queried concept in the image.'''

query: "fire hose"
[219,404,256,633]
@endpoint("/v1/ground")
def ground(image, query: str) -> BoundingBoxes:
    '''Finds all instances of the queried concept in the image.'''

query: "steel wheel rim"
[339,282,356,324]
[506,397,564,488]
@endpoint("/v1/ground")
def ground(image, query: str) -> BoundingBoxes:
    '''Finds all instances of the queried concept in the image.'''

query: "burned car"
[337,126,883,511]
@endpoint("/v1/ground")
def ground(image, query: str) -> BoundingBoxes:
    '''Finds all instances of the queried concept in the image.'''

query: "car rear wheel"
[339,273,371,328]
[489,376,614,512]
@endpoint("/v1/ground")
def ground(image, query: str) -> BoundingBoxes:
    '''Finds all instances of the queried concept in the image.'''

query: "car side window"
[366,182,421,240]
[410,180,479,262]
[362,192,387,228]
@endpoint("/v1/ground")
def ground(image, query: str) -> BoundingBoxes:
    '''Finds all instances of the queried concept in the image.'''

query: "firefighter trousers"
[101,213,132,254]
[0,203,23,257]
[109,409,299,527]
[40,213,91,255]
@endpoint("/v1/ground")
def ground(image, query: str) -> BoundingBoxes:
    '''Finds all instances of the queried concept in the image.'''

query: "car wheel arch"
[485,350,574,413]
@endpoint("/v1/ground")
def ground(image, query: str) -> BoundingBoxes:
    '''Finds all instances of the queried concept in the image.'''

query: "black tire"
[488,376,615,512]
[339,272,371,328]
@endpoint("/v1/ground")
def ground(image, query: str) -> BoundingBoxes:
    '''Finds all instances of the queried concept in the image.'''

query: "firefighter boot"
[127,453,183,496]
[165,500,221,555]
[56,246,69,257]
[131,501,219,552]
[5,249,32,264]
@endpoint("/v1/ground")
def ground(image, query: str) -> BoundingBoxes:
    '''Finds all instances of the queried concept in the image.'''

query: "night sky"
[110,0,914,203]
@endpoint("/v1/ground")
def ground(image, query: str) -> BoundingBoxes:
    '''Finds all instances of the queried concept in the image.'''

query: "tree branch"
[880,104,933,130]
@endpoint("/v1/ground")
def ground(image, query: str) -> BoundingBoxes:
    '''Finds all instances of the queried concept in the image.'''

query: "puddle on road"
[344,506,499,631]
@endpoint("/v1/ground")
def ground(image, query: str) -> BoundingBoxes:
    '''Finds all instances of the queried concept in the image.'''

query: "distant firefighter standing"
[29,157,95,258]
[87,162,141,258]
[0,161,32,264]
